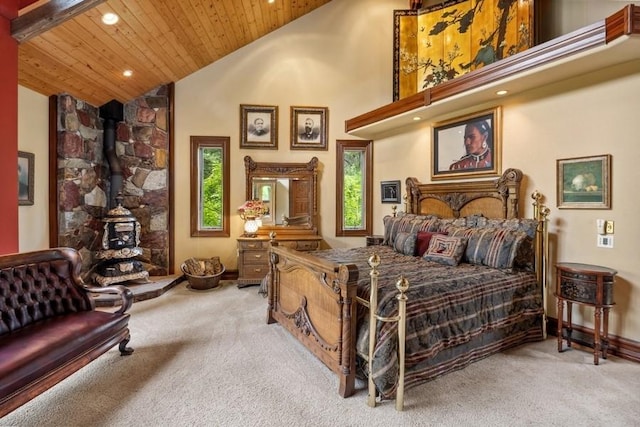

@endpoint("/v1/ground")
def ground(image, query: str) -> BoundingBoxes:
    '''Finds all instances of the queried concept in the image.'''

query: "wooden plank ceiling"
[16,0,333,106]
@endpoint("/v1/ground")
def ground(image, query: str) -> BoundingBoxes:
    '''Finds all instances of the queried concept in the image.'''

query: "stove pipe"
[99,100,124,209]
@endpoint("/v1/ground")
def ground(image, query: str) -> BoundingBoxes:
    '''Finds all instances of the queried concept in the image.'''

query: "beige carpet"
[2,280,639,427]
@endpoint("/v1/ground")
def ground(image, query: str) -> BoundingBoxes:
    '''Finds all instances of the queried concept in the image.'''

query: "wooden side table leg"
[594,307,602,365]
[566,301,573,348]
[556,298,564,352]
[602,307,610,360]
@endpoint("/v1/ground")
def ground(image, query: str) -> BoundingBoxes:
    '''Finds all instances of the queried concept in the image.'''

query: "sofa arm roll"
[84,285,134,314]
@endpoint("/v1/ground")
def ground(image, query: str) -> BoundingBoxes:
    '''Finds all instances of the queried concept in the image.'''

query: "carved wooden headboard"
[405,168,523,219]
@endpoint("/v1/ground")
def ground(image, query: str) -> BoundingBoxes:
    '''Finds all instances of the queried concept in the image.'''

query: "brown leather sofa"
[0,247,134,417]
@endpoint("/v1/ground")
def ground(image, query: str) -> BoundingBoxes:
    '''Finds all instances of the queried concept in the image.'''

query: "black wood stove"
[93,194,149,286]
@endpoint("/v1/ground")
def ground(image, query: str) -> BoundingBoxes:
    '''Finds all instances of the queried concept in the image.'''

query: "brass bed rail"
[356,254,409,411]
[532,190,551,338]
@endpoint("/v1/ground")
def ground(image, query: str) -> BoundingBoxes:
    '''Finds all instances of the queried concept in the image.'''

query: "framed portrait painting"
[240,104,278,149]
[557,154,611,209]
[290,106,328,150]
[18,151,34,206]
[381,180,401,203]
[431,107,501,180]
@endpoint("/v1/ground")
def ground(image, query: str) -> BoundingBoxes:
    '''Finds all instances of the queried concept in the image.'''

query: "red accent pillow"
[415,231,448,256]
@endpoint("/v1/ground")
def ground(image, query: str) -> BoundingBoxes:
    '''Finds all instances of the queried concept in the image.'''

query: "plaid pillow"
[415,231,448,256]
[422,235,468,266]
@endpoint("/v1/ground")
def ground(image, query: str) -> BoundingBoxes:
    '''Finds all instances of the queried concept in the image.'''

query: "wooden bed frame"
[266,168,549,407]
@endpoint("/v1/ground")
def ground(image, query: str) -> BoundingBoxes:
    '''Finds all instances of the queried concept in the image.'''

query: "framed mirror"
[244,156,319,235]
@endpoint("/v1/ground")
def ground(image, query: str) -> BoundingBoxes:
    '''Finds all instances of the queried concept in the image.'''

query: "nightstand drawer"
[241,250,268,266]
[238,240,266,250]
[242,264,269,279]
[559,271,615,305]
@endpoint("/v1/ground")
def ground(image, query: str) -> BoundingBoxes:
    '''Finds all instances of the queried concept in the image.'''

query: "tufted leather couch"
[0,247,134,417]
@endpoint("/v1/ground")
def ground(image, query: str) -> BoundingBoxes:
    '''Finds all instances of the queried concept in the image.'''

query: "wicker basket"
[181,262,225,290]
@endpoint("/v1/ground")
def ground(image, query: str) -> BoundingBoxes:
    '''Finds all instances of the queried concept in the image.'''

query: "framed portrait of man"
[431,107,502,180]
[240,104,278,149]
[18,151,34,206]
[290,106,328,150]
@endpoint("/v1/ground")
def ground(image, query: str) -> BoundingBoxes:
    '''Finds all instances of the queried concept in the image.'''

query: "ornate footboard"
[266,245,360,397]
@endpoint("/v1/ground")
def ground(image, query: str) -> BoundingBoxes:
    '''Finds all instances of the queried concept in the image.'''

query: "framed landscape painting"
[557,154,611,209]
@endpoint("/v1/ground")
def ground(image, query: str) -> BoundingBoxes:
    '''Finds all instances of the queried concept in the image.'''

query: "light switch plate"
[605,220,614,234]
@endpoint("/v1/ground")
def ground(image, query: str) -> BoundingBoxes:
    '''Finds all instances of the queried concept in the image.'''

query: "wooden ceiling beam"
[11,0,106,43]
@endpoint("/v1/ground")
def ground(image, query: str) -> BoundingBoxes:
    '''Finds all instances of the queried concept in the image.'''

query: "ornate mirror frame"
[244,156,319,236]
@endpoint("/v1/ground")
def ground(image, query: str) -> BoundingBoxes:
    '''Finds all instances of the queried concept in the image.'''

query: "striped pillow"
[383,214,439,247]
[449,227,528,270]
[393,231,418,256]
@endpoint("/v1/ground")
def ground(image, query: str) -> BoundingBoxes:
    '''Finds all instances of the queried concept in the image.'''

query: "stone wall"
[56,85,170,279]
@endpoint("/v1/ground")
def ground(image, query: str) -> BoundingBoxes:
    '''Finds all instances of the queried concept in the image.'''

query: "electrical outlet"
[605,220,614,234]
[597,235,614,248]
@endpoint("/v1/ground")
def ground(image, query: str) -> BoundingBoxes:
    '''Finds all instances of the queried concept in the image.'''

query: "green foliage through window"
[201,147,223,228]
[190,136,230,237]
[343,150,364,229]
[336,139,372,237]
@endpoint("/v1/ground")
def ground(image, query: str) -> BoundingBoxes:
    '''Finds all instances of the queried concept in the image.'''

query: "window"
[336,139,372,237]
[190,136,230,237]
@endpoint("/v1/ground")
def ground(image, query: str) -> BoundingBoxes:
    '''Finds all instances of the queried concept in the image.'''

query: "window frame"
[335,139,373,237]
[190,136,230,237]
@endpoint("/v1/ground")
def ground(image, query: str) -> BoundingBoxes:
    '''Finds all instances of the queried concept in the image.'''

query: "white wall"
[18,85,49,252]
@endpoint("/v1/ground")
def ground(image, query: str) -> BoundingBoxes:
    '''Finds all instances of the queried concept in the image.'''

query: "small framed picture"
[290,106,328,150]
[18,151,34,206]
[240,104,278,149]
[557,154,611,209]
[432,107,501,180]
[381,180,401,203]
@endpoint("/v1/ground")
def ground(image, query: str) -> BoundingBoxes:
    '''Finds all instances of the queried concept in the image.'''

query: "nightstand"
[366,235,384,246]
[555,262,617,365]
[237,235,322,288]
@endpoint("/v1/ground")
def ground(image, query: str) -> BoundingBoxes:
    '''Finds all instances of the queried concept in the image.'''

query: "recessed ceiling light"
[412,116,421,121]
[268,0,275,4]
[496,90,508,96]
[102,12,119,25]
[123,70,133,77]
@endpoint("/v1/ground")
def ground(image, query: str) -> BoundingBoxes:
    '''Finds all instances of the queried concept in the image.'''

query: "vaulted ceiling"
[14,0,333,106]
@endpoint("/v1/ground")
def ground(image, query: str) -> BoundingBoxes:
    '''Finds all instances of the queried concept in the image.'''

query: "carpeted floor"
[2,280,639,426]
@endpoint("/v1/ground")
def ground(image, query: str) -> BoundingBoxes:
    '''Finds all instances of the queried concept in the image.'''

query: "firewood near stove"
[183,257,222,276]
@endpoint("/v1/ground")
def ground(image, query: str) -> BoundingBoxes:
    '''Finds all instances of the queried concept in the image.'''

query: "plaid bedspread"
[310,245,544,399]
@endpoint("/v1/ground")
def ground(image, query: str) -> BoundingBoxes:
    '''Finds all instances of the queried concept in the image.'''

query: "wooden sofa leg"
[119,338,134,355]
